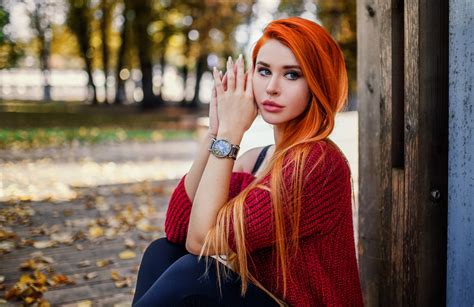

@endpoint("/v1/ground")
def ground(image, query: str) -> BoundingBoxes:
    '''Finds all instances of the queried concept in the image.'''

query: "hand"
[208,63,238,137]
[212,55,257,135]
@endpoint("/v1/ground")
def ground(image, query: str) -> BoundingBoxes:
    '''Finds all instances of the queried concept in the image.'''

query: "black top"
[251,145,272,175]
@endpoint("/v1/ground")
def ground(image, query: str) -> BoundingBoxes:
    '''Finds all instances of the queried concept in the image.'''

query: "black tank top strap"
[251,145,272,175]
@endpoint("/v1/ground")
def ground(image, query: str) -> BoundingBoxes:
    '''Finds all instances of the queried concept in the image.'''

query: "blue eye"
[285,71,300,80]
[257,68,271,76]
[257,68,300,80]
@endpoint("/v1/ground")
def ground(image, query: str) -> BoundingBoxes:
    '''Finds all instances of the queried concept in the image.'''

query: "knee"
[142,237,168,256]
[141,237,187,261]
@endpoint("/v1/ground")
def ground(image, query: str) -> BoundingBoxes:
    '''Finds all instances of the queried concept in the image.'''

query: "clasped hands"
[208,55,257,137]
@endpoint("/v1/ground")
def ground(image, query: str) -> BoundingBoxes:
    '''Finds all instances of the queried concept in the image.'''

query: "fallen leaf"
[0,241,15,253]
[33,240,54,249]
[88,225,104,239]
[114,277,133,288]
[111,271,122,281]
[78,260,91,268]
[50,232,74,244]
[118,250,136,260]
[84,272,98,280]
[38,299,51,307]
[77,300,93,307]
[96,259,112,267]
[124,238,136,249]
[50,274,74,285]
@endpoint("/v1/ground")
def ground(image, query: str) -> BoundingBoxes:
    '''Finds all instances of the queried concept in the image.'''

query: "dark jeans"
[132,237,279,306]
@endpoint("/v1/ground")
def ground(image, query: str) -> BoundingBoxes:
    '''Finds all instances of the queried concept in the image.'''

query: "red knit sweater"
[164,141,363,306]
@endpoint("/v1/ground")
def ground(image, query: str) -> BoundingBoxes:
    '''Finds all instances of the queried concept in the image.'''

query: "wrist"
[206,130,217,139]
[216,129,244,145]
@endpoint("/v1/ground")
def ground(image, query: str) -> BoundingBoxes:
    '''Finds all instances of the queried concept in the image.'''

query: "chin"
[259,112,288,125]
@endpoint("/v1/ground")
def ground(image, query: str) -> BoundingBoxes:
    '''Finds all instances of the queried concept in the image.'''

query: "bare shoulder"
[233,146,267,173]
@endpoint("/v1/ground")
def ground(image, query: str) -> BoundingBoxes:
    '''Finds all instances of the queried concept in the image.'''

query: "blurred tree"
[278,0,306,16]
[0,4,23,70]
[114,0,131,104]
[317,0,357,96]
[129,0,162,109]
[100,0,114,104]
[28,0,59,101]
[173,0,253,108]
[0,5,8,43]
[67,0,98,104]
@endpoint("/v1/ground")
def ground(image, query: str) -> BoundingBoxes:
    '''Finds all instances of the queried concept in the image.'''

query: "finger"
[226,56,235,92]
[212,83,217,101]
[236,54,245,92]
[212,67,224,96]
[221,71,228,91]
[245,59,254,96]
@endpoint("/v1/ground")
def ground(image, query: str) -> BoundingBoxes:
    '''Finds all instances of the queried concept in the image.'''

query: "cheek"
[252,78,263,96]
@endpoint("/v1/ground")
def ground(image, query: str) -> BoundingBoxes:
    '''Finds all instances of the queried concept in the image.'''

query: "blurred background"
[0,0,357,306]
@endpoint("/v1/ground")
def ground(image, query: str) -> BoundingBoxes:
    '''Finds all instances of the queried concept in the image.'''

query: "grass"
[0,127,196,149]
[0,100,207,149]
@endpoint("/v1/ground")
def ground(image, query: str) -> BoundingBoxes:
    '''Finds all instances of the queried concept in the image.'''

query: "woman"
[132,17,363,306]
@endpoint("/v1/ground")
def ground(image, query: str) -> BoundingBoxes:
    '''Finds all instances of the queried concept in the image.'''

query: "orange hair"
[199,17,349,306]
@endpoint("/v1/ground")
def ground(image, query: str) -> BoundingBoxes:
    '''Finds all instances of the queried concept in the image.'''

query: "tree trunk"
[190,53,207,108]
[32,4,51,101]
[39,35,51,101]
[100,0,110,104]
[180,34,191,106]
[114,0,130,104]
[131,0,162,109]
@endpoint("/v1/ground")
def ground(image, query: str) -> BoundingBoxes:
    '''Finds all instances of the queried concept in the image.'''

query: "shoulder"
[233,146,268,173]
[305,140,351,178]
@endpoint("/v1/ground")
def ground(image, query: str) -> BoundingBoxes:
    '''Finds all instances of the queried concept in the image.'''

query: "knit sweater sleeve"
[164,172,248,245]
[227,142,352,253]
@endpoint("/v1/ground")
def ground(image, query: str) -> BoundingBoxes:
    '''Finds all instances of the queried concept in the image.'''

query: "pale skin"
[184,39,311,255]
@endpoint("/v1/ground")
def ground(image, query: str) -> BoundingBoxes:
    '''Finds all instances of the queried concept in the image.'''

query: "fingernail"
[238,54,242,63]
[228,56,232,64]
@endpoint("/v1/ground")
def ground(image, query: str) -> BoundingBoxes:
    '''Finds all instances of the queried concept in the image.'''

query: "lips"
[262,100,284,108]
[261,100,284,113]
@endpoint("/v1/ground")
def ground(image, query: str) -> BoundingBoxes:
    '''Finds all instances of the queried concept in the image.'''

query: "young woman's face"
[252,39,311,126]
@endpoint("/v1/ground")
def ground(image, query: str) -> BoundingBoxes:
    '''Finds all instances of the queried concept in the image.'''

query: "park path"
[0,112,358,306]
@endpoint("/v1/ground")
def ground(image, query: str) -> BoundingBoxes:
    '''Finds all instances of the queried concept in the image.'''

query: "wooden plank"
[357,0,385,305]
[358,0,448,304]
[414,0,448,304]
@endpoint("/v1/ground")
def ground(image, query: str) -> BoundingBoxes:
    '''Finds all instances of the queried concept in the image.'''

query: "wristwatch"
[208,138,240,160]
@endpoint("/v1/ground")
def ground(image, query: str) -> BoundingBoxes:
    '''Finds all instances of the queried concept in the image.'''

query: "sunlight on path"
[0,145,194,202]
[0,112,358,205]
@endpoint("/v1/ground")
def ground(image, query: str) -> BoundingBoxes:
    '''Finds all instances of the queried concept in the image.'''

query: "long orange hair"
[199,17,349,306]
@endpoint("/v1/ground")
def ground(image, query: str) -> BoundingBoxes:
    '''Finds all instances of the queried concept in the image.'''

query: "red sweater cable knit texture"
[164,141,364,306]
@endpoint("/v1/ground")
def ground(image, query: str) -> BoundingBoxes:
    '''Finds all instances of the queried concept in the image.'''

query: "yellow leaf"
[88,226,104,239]
[33,240,53,249]
[38,299,51,307]
[96,259,112,267]
[111,271,122,281]
[77,300,93,307]
[118,250,136,260]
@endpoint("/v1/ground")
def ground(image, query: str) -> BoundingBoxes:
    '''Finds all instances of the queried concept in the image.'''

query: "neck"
[273,124,284,148]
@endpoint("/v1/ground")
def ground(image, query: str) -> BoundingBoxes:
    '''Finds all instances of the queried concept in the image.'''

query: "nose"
[265,76,280,96]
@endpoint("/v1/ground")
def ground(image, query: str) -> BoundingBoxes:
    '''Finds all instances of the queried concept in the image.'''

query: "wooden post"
[357,0,448,305]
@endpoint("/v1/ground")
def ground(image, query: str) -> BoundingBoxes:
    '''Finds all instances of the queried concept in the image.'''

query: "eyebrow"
[256,61,302,70]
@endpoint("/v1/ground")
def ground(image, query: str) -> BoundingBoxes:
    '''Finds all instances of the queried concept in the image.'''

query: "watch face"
[212,139,232,157]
